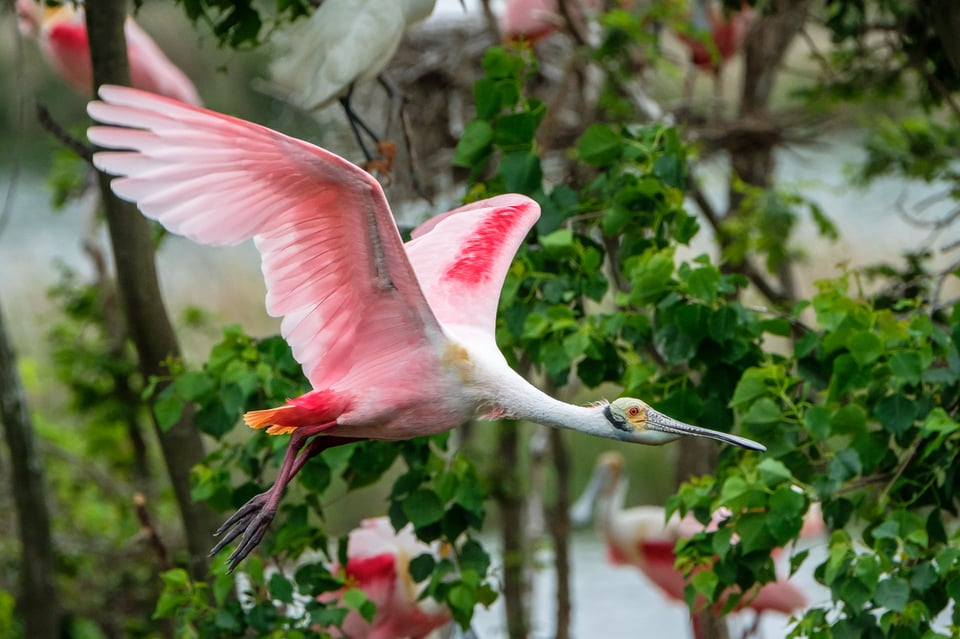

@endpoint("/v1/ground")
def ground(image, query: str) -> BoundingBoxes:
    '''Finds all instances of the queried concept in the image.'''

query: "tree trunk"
[547,428,572,639]
[493,422,529,639]
[930,0,960,77]
[727,0,814,304]
[84,0,219,580]
[0,299,61,639]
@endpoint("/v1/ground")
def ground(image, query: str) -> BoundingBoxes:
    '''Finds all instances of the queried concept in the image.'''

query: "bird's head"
[602,397,766,451]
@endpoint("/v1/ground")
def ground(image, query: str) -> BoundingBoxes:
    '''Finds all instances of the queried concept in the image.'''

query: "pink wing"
[87,86,441,390]
[405,194,540,337]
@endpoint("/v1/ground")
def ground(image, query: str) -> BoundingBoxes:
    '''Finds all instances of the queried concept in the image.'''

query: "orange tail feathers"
[243,406,300,435]
[243,391,349,436]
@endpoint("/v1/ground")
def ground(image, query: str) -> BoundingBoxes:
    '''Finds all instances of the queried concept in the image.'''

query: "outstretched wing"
[87,85,441,389]
[404,194,540,338]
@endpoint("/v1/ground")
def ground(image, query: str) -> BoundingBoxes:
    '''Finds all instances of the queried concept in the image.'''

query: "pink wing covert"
[87,86,440,390]
[405,194,540,338]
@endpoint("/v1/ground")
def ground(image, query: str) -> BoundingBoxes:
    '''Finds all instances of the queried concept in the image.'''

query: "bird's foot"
[361,140,397,184]
[210,491,278,573]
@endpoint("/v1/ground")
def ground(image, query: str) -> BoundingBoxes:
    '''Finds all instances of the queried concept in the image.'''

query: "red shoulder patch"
[639,539,676,564]
[442,205,526,286]
[345,552,396,584]
[48,23,89,53]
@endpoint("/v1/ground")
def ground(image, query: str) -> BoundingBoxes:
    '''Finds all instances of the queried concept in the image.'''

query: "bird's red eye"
[628,406,640,417]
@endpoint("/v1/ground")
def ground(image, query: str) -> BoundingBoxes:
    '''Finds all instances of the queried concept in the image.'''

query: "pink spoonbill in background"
[16,0,200,104]
[499,0,603,44]
[236,517,467,639]
[675,0,752,113]
[319,517,462,639]
[571,452,814,639]
[85,86,766,572]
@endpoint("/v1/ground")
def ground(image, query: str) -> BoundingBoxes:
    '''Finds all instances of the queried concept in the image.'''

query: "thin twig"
[36,101,95,163]
[134,492,172,571]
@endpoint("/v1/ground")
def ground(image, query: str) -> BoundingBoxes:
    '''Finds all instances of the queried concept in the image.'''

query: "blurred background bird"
[16,0,200,104]
[675,0,752,116]
[235,517,473,639]
[268,0,444,167]
[571,451,818,639]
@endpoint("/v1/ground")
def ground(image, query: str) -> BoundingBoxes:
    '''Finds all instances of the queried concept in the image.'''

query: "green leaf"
[447,583,475,626]
[874,393,918,436]
[160,568,190,589]
[268,573,294,604]
[889,351,923,385]
[342,587,376,623]
[627,248,675,304]
[829,353,861,399]
[804,405,831,441]
[497,150,542,194]
[577,123,622,167]
[153,392,184,432]
[540,228,574,253]
[409,553,435,583]
[494,112,537,147]
[653,152,685,189]
[742,398,782,425]
[846,331,884,366]
[758,458,793,488]
[482,45,522,79]
[454,120,494,168]
[874,577,910,613]
[401,489,445,528]
[830,404,867,435]
[730,369,770,407]
[828,448,862,482]
[737,512,774,554]
[174,371,216,401]
[685,266,720,302]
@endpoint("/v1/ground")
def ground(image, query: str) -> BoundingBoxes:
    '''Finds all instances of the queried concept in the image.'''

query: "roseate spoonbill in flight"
[269,0,442,164]
[675,0,752,114]
[16,0,200,104]
[571,452,812,639]
[86,86,765,572]
[236,517,468,639]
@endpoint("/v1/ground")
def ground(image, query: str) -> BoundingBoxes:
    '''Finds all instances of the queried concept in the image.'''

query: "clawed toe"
[209,492,277,572]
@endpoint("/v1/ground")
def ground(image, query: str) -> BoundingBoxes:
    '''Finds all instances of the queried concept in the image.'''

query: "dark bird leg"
[210,429,358,572]
[338,85,382,163]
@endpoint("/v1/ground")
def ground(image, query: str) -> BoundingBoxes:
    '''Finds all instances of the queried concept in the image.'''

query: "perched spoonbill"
[236,517,465,639]
[86,86,765,572]
[675,0,752,113]
[16,0,200,104]
[571,452,811,639]
[499,0,601,43]
[319,517,461,639]
[269,0,440,162]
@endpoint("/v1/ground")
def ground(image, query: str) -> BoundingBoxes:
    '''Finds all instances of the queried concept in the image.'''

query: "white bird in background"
[571,452,818,639]
[269,0,441,163]
[86,86,765,573]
